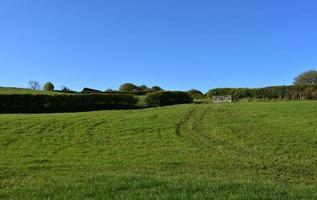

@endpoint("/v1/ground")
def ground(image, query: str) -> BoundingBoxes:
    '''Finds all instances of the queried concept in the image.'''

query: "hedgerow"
[207,85,317,101]
[143,91,193,107]
[0,93,138,113]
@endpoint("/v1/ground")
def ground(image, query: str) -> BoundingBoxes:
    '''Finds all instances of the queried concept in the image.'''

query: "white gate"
[212,95,232,103]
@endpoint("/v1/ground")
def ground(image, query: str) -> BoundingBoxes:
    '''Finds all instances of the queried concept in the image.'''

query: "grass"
[0,87,63,95]
[1,101,317,199]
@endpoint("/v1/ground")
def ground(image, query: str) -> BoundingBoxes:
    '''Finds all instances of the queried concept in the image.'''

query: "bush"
[0,94,138,113]
[143,91,193,107]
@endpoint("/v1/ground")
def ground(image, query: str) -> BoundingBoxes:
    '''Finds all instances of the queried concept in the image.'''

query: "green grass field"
[1,101,317,199]
[0,87,62,95]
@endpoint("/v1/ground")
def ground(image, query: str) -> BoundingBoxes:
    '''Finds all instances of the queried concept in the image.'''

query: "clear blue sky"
[1,0,317,92]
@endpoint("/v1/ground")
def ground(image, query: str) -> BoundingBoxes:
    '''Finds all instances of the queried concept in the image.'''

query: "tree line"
[26,69,317,102]
[27,81,163,94]
[207,70,317,101]
[1,70,316,113]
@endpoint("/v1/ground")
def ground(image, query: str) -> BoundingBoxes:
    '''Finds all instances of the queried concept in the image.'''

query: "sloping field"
[1,102,317,199]
[0,87,61,95]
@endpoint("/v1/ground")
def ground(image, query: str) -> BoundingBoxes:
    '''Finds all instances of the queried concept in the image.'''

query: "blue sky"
[1,0,317,92]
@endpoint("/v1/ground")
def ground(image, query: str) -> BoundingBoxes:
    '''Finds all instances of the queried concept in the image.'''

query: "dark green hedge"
[207,85,317,101]
[104,91,149,96]
[144,91,193,107]
[0,94,138,113]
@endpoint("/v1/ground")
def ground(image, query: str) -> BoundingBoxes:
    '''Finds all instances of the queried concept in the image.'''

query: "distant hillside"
[0,87,62,95]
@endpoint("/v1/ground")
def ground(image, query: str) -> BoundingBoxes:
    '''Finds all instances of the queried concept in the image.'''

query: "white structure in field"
[212,95,232,103]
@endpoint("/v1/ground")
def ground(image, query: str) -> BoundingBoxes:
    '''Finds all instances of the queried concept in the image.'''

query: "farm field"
[1,101,317,199]
[0,87,61,95]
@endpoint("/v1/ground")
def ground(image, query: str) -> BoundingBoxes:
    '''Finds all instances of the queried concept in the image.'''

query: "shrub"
[0,94,138,113]
[143,91,193,107]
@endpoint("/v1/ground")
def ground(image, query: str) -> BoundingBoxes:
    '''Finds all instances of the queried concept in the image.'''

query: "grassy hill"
[1,102,317,199]
[0,87,62,95]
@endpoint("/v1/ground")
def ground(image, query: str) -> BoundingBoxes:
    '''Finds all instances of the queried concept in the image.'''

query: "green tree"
[139,85,148,91]
[152,86,163,91]
[187,89,205,99]
[43,82,54,91]
[294,70,317,86]
[119,83,139,92]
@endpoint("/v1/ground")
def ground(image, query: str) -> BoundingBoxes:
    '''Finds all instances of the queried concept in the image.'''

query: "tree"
[294,70,317,86]
[304,86,314,99]
[61,85,72,92]
[119,83,139,92]
[28,80,41,90]
[43,82,54,91]
[152,86,163,91]
[188,89,205,99]
[138,85,148,91]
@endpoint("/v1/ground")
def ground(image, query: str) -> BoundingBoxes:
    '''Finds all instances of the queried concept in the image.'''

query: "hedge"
[104,91,149,96]
[0,94,138,113]
[207,85,317,101]
[144,91,193,107]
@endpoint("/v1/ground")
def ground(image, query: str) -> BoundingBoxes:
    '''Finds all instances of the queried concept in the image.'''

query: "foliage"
[43,82,54,91]
[138,85,148,91]
[152,86,163,91]
[294,70,317,86]
[207,85,317,101]
[119,83,164,93]
[187,89,206,99]
[119,83,139,92]
[0,93,138,113]
[143,91,193,107]
[1,102,317,198]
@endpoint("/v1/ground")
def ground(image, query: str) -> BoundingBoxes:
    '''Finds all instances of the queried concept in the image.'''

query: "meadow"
[1,101,317,199]
[0,87,61,95]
